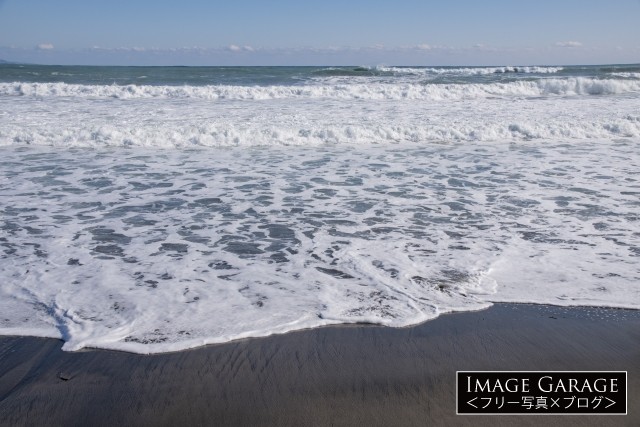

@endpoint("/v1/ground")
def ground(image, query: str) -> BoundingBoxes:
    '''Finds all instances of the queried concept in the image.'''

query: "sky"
[0,0,639,66]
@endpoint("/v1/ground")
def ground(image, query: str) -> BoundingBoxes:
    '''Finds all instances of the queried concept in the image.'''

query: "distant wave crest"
[376,65,564,75]
[2,77,639,101]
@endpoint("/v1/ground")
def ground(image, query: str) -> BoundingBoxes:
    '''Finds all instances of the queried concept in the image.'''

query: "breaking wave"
[376,65,564,75]
[3,115,639,148]
[2,77,639,101]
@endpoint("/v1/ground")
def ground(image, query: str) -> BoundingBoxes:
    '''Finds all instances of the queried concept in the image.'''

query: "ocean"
[1,64,639,353]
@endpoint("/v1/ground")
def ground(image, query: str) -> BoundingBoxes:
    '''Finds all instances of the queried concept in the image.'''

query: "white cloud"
[555,41,582,48]
[415,44,431,50]
[227,44,255,52]
[36,43,54,50]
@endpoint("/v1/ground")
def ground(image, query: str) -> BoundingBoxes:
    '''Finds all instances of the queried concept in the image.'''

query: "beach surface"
[1,303,638,427]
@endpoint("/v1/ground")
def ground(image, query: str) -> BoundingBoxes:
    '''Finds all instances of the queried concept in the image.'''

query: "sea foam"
[1,141,638,353]
[376,65,564,75]
[2,75,640,149]
[1,64,639,353]
[2,77,639,101]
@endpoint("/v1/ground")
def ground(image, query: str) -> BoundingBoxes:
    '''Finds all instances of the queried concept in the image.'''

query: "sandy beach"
[0,303,638,427]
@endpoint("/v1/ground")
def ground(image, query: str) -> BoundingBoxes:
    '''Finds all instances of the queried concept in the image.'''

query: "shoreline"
[3,301,639,356]
[1,303,639,426]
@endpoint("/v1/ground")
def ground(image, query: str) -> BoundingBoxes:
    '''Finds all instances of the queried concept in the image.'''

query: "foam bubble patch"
[1,141,638,353]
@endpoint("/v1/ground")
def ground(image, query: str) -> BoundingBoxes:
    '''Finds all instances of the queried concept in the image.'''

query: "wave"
[3,115,639,148]
[609,72,640,79]
[2,77,638,101]
[312,65,563,78]
[376,65,564,75]
[600,65,640,74]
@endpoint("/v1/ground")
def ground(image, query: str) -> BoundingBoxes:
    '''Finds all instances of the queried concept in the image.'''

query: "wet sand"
[1,303,639,427]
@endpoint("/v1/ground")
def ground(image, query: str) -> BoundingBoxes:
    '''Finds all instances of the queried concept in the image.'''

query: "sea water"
[1,64,639,353]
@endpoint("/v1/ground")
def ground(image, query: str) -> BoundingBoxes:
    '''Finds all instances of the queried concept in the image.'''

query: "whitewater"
[1,64,639,353]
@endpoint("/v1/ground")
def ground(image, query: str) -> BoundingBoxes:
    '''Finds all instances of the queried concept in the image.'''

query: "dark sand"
[1,303,638,427]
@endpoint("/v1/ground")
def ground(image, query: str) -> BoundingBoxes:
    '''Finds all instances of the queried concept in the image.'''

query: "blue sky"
[1,0,639,65]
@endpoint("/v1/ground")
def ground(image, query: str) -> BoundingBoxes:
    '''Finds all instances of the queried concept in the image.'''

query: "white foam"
[1,68,639,353]
[2,77,638,101]
[0,140,638,353]
[377,65,564,75]
[1,85,639,148]
[610,72,640,79]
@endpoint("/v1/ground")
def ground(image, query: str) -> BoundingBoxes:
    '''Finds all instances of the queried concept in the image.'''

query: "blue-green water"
[2,63,639,86]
